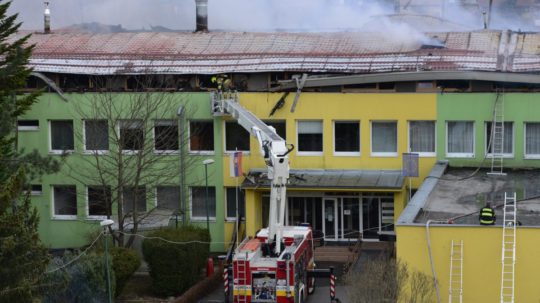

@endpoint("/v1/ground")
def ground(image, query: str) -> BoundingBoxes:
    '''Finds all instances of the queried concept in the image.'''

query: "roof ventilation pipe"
[44,1,51,34]
[195,0,208,32]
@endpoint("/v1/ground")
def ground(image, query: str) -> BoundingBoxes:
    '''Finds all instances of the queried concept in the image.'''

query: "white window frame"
[408,120,436,157]
[524,122,540,159]
[83,119,109,155]
[333,120,360,157]
[189,186,216,221]
[485,121,514,158]
[446,121,475,158]
[188,120,215,155]
[17,120,39,131]
[153,119,179,155]
[117,119,144,155]
[86,186,108,220]
[296,120,324,156]
[225,187,245,222]
[49,120,75,155]
[370,120,398,157]
[223,121,250,155]
[51,185,77,220]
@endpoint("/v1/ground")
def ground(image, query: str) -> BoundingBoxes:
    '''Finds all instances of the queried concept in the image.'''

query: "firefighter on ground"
[211,74,232,91]
[479,202,496,225]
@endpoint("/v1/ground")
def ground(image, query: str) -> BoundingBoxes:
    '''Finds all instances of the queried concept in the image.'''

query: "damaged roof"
[242,169,404,190]
[409,167,540,226]
[11,30,540,75]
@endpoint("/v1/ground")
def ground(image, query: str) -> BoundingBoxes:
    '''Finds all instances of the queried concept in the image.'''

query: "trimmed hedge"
[110,247,141,297]
[142,226,210,297]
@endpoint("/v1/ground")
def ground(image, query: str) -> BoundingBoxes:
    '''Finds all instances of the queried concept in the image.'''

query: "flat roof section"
[242,169,404,190]
[414,168,540,226]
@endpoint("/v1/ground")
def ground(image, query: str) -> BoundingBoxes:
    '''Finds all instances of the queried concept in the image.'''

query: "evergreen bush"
[142,226,210,296]
[111,247,141,297]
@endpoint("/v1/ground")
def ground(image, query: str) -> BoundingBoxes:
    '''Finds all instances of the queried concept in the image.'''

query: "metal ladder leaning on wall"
[489,93,506,175]
[500,192,517,303]
[448,240,464,303]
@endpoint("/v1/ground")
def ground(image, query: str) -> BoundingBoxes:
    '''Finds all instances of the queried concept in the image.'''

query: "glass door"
[323,198,337,241]
[342,198,360,239]
[362,196,380,240]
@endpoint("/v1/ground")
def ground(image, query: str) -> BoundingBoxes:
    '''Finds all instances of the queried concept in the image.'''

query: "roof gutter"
[272,71,540,91]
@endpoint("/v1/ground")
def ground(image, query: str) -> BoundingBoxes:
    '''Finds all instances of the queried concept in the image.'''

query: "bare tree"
[345,255,434,303]
[67,76,203,247]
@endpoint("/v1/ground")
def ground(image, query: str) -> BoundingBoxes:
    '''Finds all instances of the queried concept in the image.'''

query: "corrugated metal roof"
[242,169,404,190]
[11,30,540,75]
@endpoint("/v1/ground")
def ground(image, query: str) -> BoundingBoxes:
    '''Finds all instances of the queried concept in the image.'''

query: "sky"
[7,0,540,32]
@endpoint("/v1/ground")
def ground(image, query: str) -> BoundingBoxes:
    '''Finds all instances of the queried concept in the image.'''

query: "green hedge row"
[142,226,210,297]
[111,247,141,297]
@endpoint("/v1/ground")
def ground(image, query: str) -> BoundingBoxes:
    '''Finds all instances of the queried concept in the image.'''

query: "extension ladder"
[235,259,249,303]
[448,240,464,303]
[489,93,506,175]
[500,192,517,303]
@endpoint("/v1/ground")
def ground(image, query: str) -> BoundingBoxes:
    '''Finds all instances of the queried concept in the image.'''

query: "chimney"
[195,0,208,32]
[44,1,50,34]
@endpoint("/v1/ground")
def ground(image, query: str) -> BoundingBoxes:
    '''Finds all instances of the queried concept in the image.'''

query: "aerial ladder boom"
[213,92,294,255]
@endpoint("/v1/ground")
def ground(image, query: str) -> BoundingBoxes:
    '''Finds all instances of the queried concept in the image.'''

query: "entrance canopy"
[242,169,404,190]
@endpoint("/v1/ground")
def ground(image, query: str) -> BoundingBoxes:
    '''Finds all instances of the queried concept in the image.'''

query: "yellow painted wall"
[222,93,437,243]
[396,225,540,302]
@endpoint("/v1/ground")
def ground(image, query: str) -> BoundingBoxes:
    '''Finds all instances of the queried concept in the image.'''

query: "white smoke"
[7,0,540,32]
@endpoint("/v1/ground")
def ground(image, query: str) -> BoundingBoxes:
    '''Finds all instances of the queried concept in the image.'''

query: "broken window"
[122,186,147,214]
[334,121,360,154]
[50,120,74,152]
[190,186,216,219]
[154,120,179,152]
[87,186,111,217]
[225,121,250,152]
[189,121,214,152]
[486,122,513,156]
[84,120,109,151]
[525,122,540,157]
[226,187,245,220]
[447,121,474,157]
[371,121,397,155]
[53,185,77,218]
[409,121,435,155]
[264,120,286,140]
[119,120,144,151]
[297,121,323,153]
[156,186,180,210]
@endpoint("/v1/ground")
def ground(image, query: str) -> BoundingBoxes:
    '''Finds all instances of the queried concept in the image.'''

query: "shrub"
[43,251,115,303]
[142,226,210,297]
[111,247,141,297]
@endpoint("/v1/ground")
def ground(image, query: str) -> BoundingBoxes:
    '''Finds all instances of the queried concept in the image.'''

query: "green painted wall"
[437,93,540,168]
[18,92,225,251]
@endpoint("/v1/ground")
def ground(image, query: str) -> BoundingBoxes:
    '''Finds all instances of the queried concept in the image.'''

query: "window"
[297,120,323,153]
[409,121,435,155]
[264,120,286,140]
[189,121,214,152]
[156,186,180,210]
[447,121,474,157]
[154,120,179,152]
[486,122,513,156]
[50,120,74,152]
[334,121,360,155]
[122,186,147,213]
[119,120,144,151]
[52,185,77,218]
[18,120,39,131]
[87,186,111,218]
[525,122,540,158]
[190,186,216,219]
[25,184,42,196]
[84,120,109,151]
[225,122,249,152]
[371,121,397,156]
[226,188,245,220]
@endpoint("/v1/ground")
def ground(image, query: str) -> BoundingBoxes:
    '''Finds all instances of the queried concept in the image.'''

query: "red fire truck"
[213,92,336,303]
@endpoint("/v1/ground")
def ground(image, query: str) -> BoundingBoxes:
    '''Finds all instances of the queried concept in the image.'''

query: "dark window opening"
[157,186,180,210]
[155,120,179,151]
[120,120,144,151]
[18,120,39,131]
[51,120,74,151]
[436,80,470,91]
[88,186,111,217]
[226,122,250,151]
[59,74,90,91]
[190,121,214,152]
[335,121,360,152]
[226,188,245,219]
[123,186,147,213]
[264,120,286,140]
[85,120,109,150]
[191,186,216,218]
[53,185,77,216]
[378,82,395,90]
[298,121,323,152]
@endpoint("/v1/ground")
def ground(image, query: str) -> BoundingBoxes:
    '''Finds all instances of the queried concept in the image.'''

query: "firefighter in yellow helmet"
[211,75,232,91]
